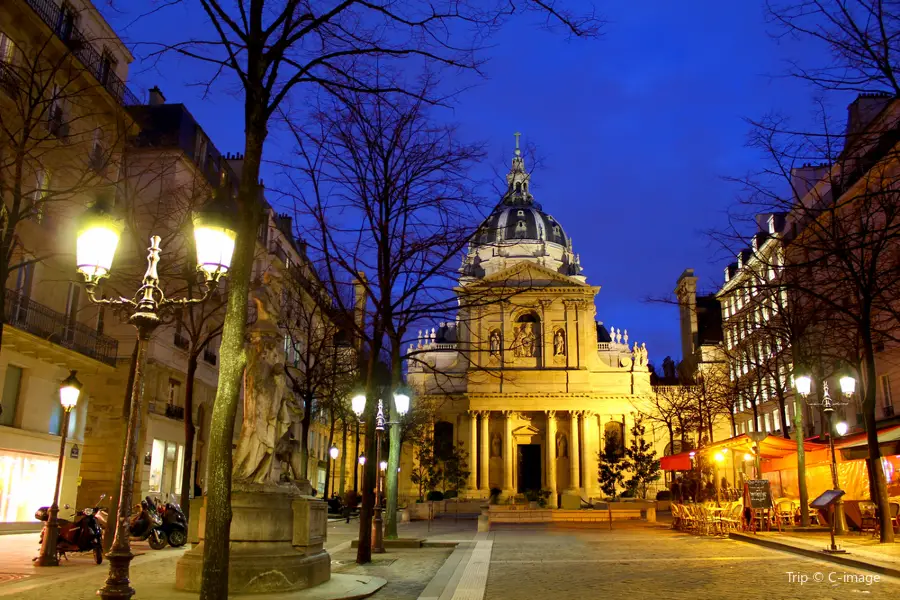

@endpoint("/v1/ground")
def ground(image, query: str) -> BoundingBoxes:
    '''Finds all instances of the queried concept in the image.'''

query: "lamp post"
[328,445,340,498]
[34,371,82,567]
[75,194,235,600]
[795,371,851,537]
[350,392,410,554]
[713,451,725,505]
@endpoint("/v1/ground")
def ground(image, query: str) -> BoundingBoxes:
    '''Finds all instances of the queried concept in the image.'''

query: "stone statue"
[513,323,536,358]
[491,433,502,458]
[233,297,299,485]
[640,343,648,367]
[554,329,566,356]
[489,329,501,357]
[557,433,568,458]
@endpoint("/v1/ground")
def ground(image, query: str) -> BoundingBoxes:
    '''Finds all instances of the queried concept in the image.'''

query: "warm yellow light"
[194,225,235,277]
[358,455,366,466]
[743,453,753,461]
[59,370,82,411]
[351,395,366,417]
[835,421,849,436]
[714,452,725,463]
[76,196,122,281]
[393,393,410,416]
[794,374,812,397]
[379,460,387,471]
[839,376,856,396]
[329,446,339,460]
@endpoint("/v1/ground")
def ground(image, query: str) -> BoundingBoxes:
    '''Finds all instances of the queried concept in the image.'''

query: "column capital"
[501,410,514,418]
[545,409,556,419]
[570,410,584,418]
[582,410,595,418]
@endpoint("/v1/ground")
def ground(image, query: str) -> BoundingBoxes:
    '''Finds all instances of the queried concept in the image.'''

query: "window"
[880,375,892,407]
[98,49,116,85]
[763,413,771,432]
[0,366,23,427]
[148,439,184,495]
[56,3,77,41]
[773,411,781,431]
[88,129,106,172]
[32,168,52,223]
[168,379,181,406]
[0,31,16,64]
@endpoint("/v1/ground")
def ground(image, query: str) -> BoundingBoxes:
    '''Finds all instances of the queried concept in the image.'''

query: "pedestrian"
[343,489,358,523]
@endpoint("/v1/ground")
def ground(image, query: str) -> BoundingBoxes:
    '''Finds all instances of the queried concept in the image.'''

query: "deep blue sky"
[103,1,848,364]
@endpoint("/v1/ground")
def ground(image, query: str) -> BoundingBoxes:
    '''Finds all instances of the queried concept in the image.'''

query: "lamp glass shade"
[393,393,410,416]
[835,421,849,436]
[329,446,339,460]
[839,375,856,396]
[351,395,366,417]
[379,460,387,471]
[743,453,753,461]
[76,199,122,280]
[358,455,366,465]
[794,374,812,397]
[194,225,235,277]
[59,371,82,410]
[714,452,725,463]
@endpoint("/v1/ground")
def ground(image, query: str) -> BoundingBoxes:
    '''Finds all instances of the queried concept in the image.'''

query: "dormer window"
[515,220,527,238]
[768,215,776,234]
[515,182,522,193]
[553,225,561,238]
[517,210,525,217]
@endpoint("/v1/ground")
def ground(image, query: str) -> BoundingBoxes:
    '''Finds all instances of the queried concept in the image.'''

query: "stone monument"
[175,297,330,594]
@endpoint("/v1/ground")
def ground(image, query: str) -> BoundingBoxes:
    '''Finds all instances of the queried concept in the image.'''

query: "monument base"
[176,481,330,594]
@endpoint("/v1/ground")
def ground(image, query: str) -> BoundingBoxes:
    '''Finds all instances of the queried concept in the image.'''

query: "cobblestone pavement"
[330,548,452,600]
[484,523,900,600]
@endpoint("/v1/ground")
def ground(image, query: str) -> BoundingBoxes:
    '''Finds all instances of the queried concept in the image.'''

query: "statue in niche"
[233,297,300,485]
[557,433,568,458]
[513,323,536,358]
[489,329,502,358]
[554,329,566,356]
[490,433,502,458]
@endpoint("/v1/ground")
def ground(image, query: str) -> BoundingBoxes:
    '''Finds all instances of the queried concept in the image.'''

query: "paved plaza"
[1,519,898,599]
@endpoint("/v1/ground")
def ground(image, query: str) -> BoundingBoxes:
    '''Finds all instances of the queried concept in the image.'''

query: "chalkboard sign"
[746,480,772,509]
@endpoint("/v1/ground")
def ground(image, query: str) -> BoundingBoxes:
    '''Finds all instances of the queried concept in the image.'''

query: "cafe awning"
[660,452,692,471]
[835,424,900,450]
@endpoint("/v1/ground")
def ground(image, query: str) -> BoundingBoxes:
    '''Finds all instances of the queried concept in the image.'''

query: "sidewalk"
[731,530,900,577]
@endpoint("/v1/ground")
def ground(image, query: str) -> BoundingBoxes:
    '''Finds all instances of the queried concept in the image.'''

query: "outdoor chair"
[859,501,877,534]
[775,499,796,527]
[719,502,744,533]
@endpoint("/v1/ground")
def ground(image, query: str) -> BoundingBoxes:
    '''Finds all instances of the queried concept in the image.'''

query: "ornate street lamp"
[795,368,852,541]
[835,421,849,436]
[352,392,411,554]
[328,446,340,498]
[34,371,82,567]
[76,193,235,600]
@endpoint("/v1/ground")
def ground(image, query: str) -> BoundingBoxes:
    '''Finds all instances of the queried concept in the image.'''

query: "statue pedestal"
[175,482,330,594]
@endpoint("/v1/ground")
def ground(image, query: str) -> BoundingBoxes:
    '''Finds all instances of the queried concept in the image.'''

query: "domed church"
[404,137,655,506]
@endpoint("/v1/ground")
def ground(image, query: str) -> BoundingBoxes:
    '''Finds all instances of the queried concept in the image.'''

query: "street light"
[35,371,82,567]
[327,446,340,498]
[352,392,412,554]
[76,193,235,600]
[358,454,367,466]
[794,369,852,542]
[835,421,849,436]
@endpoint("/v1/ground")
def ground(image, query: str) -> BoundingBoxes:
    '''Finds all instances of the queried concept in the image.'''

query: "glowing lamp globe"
[358,455,366,466]
[393,392,410,416]
[76,196,122,281]
[714,452,725,463]
[351,395,366,417]
[193,192,237,278]
[743,453,753,462]
[839,375,856,396]
[379,460,387,472]
[59,370,82,411]
[835,421,849,436]
[794,374,812,397]
[329,446,339,460]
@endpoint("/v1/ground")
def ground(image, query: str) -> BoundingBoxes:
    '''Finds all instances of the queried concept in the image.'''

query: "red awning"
[660,453,692,471]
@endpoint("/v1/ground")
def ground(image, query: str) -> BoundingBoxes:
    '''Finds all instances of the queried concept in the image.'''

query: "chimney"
[846,92,892,142]
[148,86,166,106]
[353,272,367,351]
[790,163,829,201]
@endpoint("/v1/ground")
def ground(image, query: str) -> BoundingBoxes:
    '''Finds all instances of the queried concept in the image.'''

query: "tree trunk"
[356,339,383,565]
[339,421,348,496]
[300,392,313,481]
[385,343,401,539]
[861,329,895,543]
[793,394,810,527]
[777,396,789,439]
[199,125,264,600]
[180,351,200,521]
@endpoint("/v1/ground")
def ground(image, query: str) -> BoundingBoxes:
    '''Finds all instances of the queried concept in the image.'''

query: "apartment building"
[715,93,900,441]
[0,0,138,527]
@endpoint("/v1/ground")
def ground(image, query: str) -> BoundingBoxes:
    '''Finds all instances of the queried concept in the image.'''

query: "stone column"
[503,410,514,494]
[479,411,490,493]
[568,411,581,492]
[581,411,594,498]
[467,411,478,495]
[546,411,558,508]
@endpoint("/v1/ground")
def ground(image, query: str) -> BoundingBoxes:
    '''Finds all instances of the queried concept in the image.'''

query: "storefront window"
[149,439,184,497]
[0,450,56,522]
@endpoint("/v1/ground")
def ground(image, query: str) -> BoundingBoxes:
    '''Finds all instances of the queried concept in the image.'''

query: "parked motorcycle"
[152,496,188,547]
[35,494,106,564]
[97,496,167,550]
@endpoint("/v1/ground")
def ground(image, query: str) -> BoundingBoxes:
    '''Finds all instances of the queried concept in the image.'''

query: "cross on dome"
[505,131,531,206]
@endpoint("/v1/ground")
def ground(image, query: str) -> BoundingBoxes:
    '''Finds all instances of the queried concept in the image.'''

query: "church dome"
[461,135,583,281]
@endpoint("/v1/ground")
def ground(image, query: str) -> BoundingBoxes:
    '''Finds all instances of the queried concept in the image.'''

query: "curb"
[729,532,900,578]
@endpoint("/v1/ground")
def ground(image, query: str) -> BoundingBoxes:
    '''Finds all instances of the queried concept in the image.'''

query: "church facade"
[403,142,659,506]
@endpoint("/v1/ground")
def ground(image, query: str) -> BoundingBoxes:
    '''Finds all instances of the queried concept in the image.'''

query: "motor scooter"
[97,496,167,549]
[153,495,188,547]
[35,494,106,564]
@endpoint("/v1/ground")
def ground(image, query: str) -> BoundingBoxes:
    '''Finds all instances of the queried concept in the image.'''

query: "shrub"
[426,490,444,501]
[655,490,671,501]
[443,489,458,499]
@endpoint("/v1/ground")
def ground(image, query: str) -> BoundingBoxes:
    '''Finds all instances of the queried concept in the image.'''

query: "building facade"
[406,145,658,505]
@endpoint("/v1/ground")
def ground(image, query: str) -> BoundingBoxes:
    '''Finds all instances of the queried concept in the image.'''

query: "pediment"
[512,424,541,437]
[474,261,591,288]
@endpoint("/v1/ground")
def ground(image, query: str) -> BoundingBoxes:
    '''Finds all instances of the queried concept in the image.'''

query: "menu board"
[746,480,772,509]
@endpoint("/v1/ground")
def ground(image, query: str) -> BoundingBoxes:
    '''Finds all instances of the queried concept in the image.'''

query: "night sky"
[102,1,853,365]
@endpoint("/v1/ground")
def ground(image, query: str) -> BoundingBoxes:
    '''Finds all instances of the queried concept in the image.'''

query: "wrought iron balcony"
[4,288,118,366]
[23,0,140,106]
[165,403,185,421]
